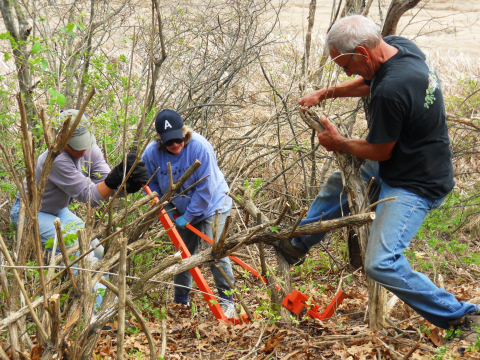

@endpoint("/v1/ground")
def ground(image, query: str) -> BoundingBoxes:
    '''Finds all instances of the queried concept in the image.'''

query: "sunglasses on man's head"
[164,137,185,147]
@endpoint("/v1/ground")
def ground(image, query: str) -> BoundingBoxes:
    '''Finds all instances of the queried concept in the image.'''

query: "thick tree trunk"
[300,0,316,91]
[381,0,422,37]
[347,226,363,269]
[341,0,366,18]
[0,0,36,126]
[299,109,386,330]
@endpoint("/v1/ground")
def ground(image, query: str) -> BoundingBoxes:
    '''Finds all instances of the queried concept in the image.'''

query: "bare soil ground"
[274,0,480,55]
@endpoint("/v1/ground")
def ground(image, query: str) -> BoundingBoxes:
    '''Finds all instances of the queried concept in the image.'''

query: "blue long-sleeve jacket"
[142,133,232,224]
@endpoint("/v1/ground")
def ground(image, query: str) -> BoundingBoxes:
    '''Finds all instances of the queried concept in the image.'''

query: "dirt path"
[275,0,480,56]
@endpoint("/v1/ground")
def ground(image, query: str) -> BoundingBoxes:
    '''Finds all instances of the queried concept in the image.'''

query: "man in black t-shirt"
[276,15,479,336]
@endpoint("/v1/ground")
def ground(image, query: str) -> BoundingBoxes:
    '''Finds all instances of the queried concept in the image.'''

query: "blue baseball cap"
[155,109,184,143]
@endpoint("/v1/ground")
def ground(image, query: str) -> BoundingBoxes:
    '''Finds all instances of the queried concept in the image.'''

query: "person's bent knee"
[364,258,384,283]
[10,199,22,228]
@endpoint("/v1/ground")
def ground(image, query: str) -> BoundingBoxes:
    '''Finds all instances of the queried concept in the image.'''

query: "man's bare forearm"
[323,77,370,99]
[299,77,370,108]
[98,181,115,198]
[316,116,396,162]
[338,138,395,162]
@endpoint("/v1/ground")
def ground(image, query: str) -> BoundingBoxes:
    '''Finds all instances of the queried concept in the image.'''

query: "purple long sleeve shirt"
[16,145,111,215]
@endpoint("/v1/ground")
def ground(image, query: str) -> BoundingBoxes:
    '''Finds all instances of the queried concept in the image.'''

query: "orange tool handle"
[142,184,227,320]
[172,214,267,284]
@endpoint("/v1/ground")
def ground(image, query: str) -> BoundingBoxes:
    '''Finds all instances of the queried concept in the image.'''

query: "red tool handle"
[172,213,268,284]
[142,184,227,320]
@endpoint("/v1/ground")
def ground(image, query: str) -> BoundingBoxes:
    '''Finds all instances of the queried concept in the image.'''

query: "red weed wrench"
[143,184,345,323]
[282,289,346,322]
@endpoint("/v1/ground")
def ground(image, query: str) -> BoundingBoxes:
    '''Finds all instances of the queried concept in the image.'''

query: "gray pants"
[173,210,234,304]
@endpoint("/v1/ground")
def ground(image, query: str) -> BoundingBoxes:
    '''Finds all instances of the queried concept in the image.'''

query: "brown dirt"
[274,0,480,56]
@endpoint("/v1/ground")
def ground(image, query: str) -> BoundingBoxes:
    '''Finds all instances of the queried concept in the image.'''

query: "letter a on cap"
[164,120,172,129]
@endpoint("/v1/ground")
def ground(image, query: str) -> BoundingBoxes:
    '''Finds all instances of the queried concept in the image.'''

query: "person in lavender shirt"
[10,109,149,309]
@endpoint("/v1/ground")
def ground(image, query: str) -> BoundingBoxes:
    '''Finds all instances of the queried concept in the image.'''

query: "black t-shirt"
[364,36,454,199]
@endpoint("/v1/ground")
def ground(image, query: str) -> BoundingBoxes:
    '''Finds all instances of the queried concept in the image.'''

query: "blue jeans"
[10,199,106,309]
[173,210,234,305]
[293,160,478,328]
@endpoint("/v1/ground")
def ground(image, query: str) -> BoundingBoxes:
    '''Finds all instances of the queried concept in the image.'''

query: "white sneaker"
[220,301,236,318]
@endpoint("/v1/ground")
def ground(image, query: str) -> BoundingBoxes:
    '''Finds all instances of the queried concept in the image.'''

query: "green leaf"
[56,93,66,107]
[4,52,11,62]
[39,17,46,22]
[47,88,66,107]
[32,43,42,54]
[67,23,75,33]
[75,22,85,31]
[44,238,54,249]
[41,60,48,68]
[47,88,57,96]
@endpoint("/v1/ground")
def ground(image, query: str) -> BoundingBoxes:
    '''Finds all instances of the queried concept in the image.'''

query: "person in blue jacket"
[142,109,235,317]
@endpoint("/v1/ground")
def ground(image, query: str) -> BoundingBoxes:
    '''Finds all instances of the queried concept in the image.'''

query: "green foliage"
[430,345,449,360]
[45,231,77,249]
[445,78,480,116]
[47,89,66,107]
[223,288,238,296]
[255,298,282,324]
[244,178,262,198]
[420,324,432,336]
[136,296,167,321]
[96,288,106,298]
[467,326,480,352]
[132,244,171,276]
[289,315,300,325]
[25,259,40,281]
[445,327,463,339]
[415,188,480,272]
[60,293,70,306]
[31,42,42,54]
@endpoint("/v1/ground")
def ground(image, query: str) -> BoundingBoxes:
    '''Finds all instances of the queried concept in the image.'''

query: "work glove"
[105,151,148,191]
[164,203,177,221]
[124,163,149,194]
[175,215,188,229]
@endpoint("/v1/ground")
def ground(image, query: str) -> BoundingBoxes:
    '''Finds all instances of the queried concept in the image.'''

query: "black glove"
[104,162,124,189]
[125,162,149,193]
[105,152,148,190]
[125,179,143,193]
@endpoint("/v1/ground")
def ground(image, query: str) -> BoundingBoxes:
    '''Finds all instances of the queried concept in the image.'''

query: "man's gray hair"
[326,15,381,54]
